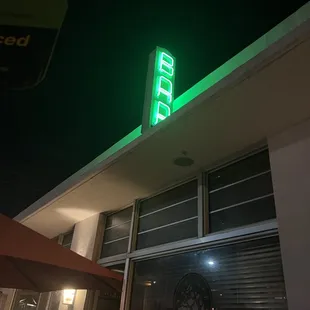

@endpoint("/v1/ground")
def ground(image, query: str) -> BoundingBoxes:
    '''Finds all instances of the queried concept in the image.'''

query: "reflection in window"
[95,264,124,310]
[130,237,287,310]
[12,291,40,310]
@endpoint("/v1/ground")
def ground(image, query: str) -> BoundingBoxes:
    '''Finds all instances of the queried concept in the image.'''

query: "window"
[47,291,62,310]
[11,291,40,310]
[136,180,198,250]
[101,207,133,258]
[0,290,8,310]
[96,295,120,310]
[208,150,276,233]
[62,231,73,248]
[130,236,287,310]
[95,264,125,310]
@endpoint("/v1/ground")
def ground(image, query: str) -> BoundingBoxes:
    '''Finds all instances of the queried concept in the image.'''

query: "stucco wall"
[269,118,310,309]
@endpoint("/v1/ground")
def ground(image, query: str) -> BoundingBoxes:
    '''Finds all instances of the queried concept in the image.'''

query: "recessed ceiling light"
[173,156,194,167]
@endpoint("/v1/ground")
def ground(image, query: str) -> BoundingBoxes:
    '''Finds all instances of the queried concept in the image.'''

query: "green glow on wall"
[151,49,175,126]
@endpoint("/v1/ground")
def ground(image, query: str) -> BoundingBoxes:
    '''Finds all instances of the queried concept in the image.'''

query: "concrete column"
[268,119,310,310]
[58,214,103,310]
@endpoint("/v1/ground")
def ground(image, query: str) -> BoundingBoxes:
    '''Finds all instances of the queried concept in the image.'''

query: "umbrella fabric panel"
[0,256,38,291]
[0,256,122,292]
[0,214,123,292]
[0,215,122,282]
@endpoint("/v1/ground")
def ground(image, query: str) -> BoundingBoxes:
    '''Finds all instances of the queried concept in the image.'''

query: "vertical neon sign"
[142,47,176,133]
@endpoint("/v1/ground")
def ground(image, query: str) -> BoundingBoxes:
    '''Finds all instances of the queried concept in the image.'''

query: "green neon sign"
[142,47,176,132]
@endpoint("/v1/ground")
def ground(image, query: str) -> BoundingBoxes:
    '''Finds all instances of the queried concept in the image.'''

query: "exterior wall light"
[62,289,76,305]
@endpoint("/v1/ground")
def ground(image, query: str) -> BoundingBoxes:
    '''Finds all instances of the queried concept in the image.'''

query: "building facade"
[3,3,310,310]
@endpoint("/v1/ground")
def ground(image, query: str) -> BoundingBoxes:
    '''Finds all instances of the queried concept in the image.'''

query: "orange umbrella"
[0,214,123,292]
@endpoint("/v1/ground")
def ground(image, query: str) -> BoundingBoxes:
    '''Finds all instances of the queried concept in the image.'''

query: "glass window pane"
[96,297,120,310]
[100,206,133,258]
[101,238,129,258]
[208,150,270,191]
[0,290,8,310]
[96,264,124,310]
[210,195,277,233]
[104,222,131,243]
[209,172,273,212]
[140,180,197,216]
[137,180,198,250]
[62,231,73,248]
[208,150,276,233]
[136,218,197,250]
[138,198,197,233]
[48,291,62,310]
[130,237,287,310]
[12,291,40,310]
[106,207,133,228]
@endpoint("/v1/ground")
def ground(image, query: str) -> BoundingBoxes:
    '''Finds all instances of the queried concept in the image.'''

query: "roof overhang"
[16,3,310,238]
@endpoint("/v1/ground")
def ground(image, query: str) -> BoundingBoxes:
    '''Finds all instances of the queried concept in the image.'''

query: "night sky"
[1,0,308,218]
